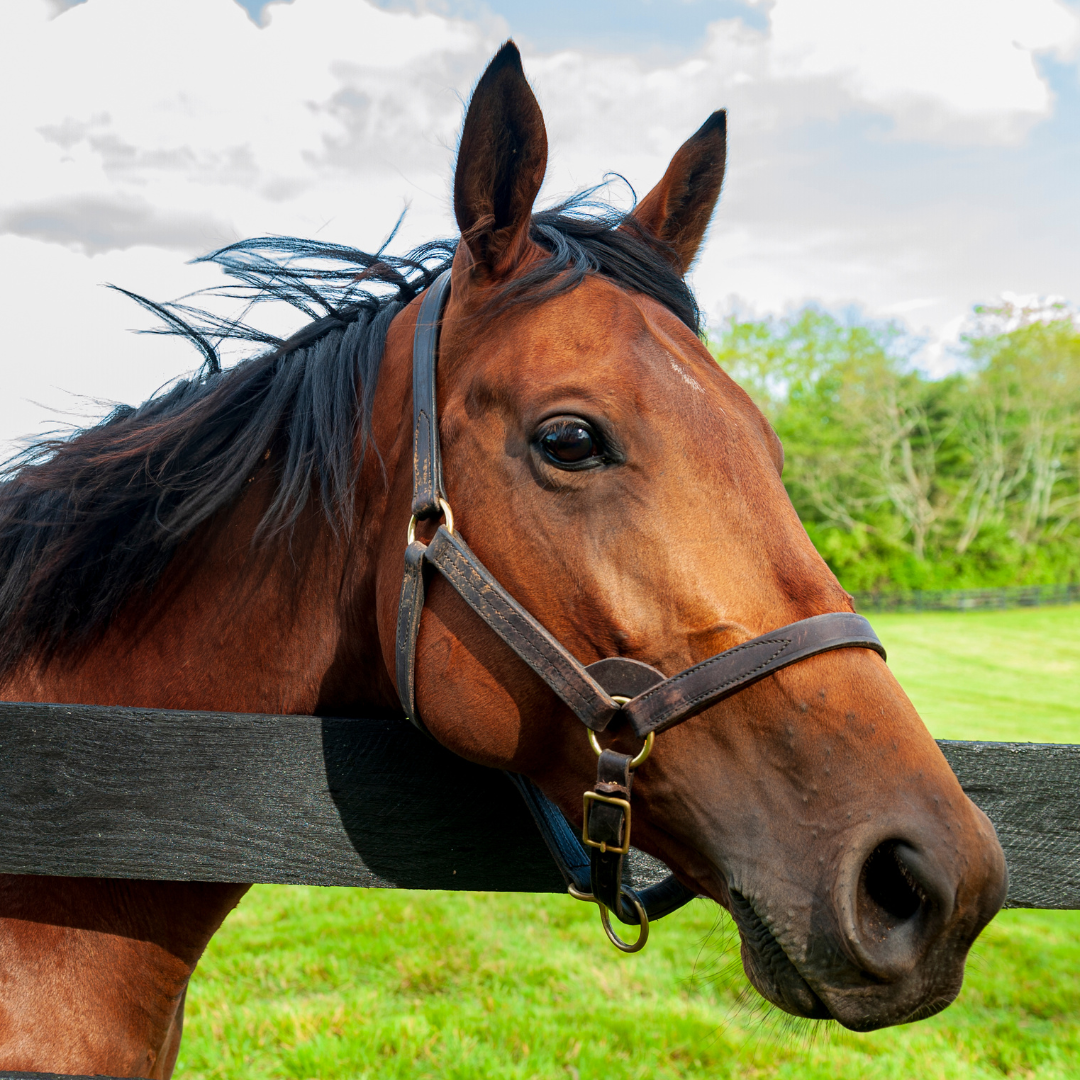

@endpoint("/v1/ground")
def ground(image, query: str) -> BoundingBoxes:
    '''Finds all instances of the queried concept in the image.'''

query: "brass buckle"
[582,791,631,855]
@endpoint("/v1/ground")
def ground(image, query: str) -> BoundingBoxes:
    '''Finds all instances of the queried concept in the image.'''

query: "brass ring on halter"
[588,700,654,770]
[406,497,455,545]
[566,885,650,953]
[598,895,649,953]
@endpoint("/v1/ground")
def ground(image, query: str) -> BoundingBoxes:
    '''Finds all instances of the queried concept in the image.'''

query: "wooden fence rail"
[0,1074,114,1079]
[853,582,1080,613]
[1,701,1078,909]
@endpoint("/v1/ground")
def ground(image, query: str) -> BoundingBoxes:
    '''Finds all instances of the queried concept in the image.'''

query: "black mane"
[0,198,698,674]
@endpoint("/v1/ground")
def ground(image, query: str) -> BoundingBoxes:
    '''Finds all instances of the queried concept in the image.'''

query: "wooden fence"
[1,700,1078,908]
[854,583,1080,613]
[0,699,1078,1080]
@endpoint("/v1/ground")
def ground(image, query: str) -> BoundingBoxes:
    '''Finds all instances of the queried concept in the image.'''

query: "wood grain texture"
[0,703,1076,906]
[939,740,1080,909]
[0,701,566,891]
[0,1074,126,1079]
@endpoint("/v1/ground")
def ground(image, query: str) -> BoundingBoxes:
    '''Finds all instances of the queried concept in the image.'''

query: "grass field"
[870,606,1080,744]
[176,606,1080,1079]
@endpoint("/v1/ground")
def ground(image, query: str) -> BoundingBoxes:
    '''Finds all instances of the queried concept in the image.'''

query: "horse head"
[373,43,1008,1031]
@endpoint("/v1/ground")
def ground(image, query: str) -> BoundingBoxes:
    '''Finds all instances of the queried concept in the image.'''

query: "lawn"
[870,605,1080,744]
[176,606,1080,1079]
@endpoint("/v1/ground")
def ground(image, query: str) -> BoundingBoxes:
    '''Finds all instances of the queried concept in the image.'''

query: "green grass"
[176,607,1080,1079]
[869,606,1080,744]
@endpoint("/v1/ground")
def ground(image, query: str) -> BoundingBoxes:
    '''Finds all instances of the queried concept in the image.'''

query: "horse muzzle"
[725,801,1009,1030]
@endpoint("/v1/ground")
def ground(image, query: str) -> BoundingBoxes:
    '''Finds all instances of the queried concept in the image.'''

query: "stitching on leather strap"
[432,538,601,720]
[414,411,431,491]
[627,616,884,734]
[428,529,614,725]
[630,639,791,725]
[634,638,792,708]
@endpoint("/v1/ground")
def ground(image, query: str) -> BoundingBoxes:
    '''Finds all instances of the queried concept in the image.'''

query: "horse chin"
[728,889,833,1021]
[728,888,965,1031]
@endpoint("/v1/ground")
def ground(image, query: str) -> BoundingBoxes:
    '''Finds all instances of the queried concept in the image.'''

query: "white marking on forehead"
[668,355,706,395]
[634,298,718,406]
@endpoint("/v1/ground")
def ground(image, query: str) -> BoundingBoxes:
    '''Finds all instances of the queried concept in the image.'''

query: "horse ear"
[454,41,547,279]
[631,111,726,274]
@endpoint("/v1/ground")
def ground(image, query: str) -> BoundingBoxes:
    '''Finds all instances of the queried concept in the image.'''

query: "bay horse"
[0,43,1006,1078]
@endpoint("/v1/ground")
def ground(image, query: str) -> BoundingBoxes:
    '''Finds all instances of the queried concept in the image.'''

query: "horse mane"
[0,195,699,674]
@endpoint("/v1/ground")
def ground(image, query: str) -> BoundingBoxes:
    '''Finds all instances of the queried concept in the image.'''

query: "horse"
[0,42,1006,1077]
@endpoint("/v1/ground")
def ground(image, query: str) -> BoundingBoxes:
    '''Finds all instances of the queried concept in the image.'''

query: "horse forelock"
[0,195,699,674]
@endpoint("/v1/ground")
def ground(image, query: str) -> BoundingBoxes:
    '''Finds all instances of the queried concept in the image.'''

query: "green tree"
[710,301,1080,591]
[962,302,1080,549]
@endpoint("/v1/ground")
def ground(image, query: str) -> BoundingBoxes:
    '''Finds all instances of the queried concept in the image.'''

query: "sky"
[2,0,1079,455]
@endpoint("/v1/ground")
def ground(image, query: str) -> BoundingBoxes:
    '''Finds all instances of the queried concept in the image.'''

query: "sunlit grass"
[177,606,1080,1078]
[870,605,1080,743]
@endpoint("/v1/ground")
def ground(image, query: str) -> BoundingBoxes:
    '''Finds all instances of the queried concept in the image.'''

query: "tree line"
[711,301,1080,592]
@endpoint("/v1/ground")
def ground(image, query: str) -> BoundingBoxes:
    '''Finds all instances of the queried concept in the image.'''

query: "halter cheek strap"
[394,269,887,950]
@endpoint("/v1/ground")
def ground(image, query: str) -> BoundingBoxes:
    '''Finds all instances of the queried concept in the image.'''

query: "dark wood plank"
[0,701,569,891]
[0,1073,127,1079]
[938,740,1080,909]
[0,701,669,892]
[0,703,1077,907]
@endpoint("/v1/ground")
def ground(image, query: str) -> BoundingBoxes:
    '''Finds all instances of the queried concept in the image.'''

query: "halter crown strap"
[395,269,619,732]
[396,269,452,727]
[411,270,453,519]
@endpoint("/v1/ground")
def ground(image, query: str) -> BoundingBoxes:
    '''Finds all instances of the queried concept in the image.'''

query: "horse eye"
[538,420,601,467]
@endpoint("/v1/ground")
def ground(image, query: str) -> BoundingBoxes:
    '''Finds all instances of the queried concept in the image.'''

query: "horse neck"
[5,434,401,719]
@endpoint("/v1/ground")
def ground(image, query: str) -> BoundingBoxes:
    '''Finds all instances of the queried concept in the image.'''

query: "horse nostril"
[842,836,958,980]
[849,837,958,983]
[860,841,925,928]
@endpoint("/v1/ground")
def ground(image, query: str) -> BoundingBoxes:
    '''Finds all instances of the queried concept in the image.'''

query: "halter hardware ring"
[567,884,649,953]
[599,894,649,953]
[588,697,654,770]
[406,496,455,546]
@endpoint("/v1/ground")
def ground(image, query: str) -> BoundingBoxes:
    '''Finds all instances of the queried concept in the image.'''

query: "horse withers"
[0,42,1006,1077]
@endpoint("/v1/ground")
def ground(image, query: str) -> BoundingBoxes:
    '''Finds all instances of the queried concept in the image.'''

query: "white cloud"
[1,0,1078,456]
[0,0,488,245]
[767,0,1080,141]
[0,195,232,255]
[0,0,494,456]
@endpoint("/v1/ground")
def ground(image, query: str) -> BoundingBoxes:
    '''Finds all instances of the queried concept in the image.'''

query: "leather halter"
[395,269,887,950]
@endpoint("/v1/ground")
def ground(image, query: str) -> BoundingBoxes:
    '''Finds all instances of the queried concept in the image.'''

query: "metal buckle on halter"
[582,791,632,855]
[581,696,645,867]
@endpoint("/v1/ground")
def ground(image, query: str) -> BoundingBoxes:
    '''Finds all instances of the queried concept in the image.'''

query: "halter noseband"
[395,270,886,951]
